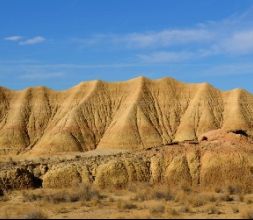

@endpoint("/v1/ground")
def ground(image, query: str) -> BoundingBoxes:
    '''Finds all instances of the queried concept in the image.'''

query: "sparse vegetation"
[206,205,221,215]
[232,206,239,213]
[149,204,165,215]
[166,207,179,216]
[241,208,253,219]
[178,205,191,213]
[219,194,234,202]
[0,183,253,219]
[23,210,48,219]
[22,184,103,204]
[132,184,174,202]
[117,200,137,210]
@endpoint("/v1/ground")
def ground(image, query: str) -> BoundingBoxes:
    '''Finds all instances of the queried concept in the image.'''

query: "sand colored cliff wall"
[0,77,252,155]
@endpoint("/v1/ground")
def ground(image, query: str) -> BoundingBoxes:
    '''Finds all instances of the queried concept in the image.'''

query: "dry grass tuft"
[241,208,253,219]
[246,198,253,204]
[232,206,239,213]
[149,204,165,215]
[0,191,10,202]
[219,194,234,202]
[22,184,103,204]
[206,205,222,215]
[117,200,137,210]
[22,209,48,219]
[132,184,174,202]
[177,205,191,213]
[226,185,241,195]
[188,195,206,207]
[166,207,179,216]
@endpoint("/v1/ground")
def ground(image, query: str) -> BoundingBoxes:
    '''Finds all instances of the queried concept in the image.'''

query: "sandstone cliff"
[0,77,252,155]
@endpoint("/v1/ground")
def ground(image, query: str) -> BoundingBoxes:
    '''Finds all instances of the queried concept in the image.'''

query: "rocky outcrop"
[0,129,251,192]
[42,164,92,188]
[94,158,150,188]
[39,132,253,191]
[0,168,42,191]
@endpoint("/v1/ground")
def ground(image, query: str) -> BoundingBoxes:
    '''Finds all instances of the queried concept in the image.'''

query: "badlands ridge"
[0,76,253,192]
[0,76,252,155]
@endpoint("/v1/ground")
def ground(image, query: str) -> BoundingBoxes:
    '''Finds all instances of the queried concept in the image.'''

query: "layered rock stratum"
[0,76,252,155]
[1,130,252,191]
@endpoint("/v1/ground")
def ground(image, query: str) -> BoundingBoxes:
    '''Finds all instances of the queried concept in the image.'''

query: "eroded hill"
[0,76,252,155]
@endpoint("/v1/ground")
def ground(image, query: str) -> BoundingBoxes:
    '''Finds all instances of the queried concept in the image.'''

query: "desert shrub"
[117,200,137,210]
[108,197,115,202]
[181,185,192,193]
[239,194,245,202]
[208,194,217,202]
[232,206,239,213]
[188,195,206,207]
[127,182,152,193]
[241,208,253,219]
[0,188,3,196]
[178,205,191,213]
[152,189,174,201]
[214,187,223,193]
[149,204,165,215]
[219,194,234,202]
[166,207,179,216]
[23,210,48,219]
[22,191,44,202]
[22,184,103,204]
[133,184,174,202]
[174,190,188,204]
[246,199,252,204]
[48,184,102,203]
[0,190,9,202]
[7,157,16,165]
[227,185,241,195]
[206,205,221,215]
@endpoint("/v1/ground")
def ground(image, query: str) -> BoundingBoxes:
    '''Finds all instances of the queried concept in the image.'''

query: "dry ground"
[0,183,252,219]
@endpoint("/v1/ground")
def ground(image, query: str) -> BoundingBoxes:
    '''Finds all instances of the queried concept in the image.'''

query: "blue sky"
[1,0,253,92]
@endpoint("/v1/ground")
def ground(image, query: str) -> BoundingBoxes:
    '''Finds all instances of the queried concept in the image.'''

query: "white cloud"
[123,29,213,48]
[137,51,195,63]
[74,6,253,62]
[20,72,64,80]
[4,36,23,41]
[217,30,253,54]
[202,63,253,76]
[76,29,214,49]
[19,36,46,45]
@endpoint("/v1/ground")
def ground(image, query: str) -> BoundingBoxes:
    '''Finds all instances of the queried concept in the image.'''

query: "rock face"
[42,164,92,188]
[38,132,253,192]
[0,168,42,190]
[94,158,150,188]
[0,76,252,155]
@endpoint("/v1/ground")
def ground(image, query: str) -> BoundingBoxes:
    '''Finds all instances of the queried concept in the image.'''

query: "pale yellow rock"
[42,164,92,188]
[164,155,192,187]
[94,158,150,188]
[200,151,253,191]
[0,77,252,155]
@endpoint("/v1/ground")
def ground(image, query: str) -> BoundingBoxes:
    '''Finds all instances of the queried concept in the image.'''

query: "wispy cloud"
[20,72,64,80]
[202,63,253,76]
[137,51,195,63]
[4,36,23,41]
[216,29,253,55]
[3,35,46,45]
[74,7,253,63]
[19,36,46,45]
[74,29,213,49]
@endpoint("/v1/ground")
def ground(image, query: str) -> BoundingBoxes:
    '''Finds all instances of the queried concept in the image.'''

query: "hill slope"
[0,76,252,155]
